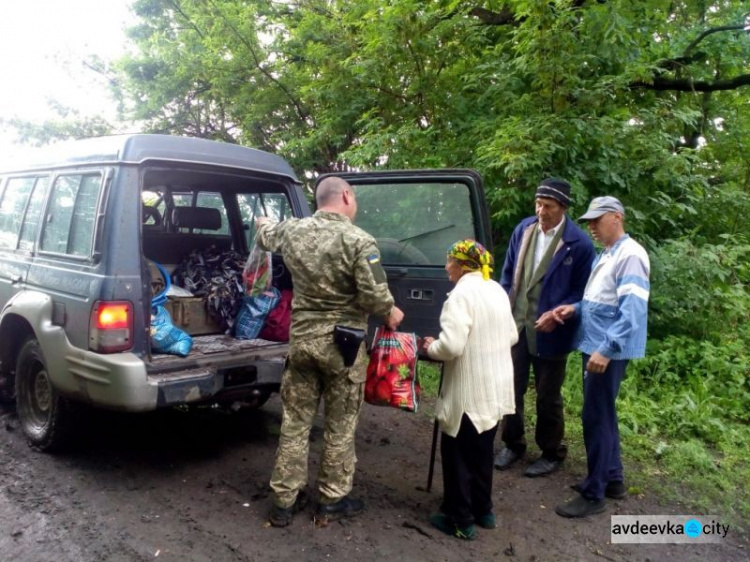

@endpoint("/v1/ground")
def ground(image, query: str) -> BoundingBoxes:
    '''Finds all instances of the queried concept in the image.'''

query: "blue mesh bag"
[234,288,281,340]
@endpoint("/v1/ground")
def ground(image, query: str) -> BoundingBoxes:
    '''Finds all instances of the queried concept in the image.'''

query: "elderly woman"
[422,239,517,540]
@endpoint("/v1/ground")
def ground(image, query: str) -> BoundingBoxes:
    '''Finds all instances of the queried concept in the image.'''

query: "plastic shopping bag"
[243,243,272,297]
[151,305,194,357]
[365,327,420,412]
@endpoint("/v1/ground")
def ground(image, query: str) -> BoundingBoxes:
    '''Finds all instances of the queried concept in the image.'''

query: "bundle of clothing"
[172,246,246,333]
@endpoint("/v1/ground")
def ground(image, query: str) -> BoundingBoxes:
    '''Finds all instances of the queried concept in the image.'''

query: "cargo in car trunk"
[162,296,222,336]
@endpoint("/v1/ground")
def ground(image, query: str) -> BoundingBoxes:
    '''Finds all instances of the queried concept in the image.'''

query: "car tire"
[15,338,76,452]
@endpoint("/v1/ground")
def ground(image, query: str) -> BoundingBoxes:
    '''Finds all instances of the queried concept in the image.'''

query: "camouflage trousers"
[270,334,367,508]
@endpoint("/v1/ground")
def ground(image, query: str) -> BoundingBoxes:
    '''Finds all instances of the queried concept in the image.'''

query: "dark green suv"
[0,134,491,451]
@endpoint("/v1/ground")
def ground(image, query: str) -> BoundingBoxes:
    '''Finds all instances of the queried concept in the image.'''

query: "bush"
[648,236,750,342]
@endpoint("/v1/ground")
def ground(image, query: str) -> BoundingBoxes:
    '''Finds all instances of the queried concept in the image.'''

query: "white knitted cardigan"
[427,272,518,438]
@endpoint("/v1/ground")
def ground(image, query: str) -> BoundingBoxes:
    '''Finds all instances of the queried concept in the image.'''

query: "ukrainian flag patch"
[367,254,380,265]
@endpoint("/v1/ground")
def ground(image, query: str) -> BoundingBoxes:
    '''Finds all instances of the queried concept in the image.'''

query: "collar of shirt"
[537,215,565,238]
[593,233,631,268]
[314,210,351,223]
[446,271,483,296]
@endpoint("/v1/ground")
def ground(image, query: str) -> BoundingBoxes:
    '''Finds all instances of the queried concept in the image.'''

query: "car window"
[0,177,36,250]
[142,189,165,227]
[18,177,50,251]
[353,182,476,265]
[40,173,103,257]
[195,192,229,235]
[237,192,291,247]
[171,191,230,235]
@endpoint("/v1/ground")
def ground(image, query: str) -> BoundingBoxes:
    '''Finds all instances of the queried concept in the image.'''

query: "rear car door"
[316,170,492,338]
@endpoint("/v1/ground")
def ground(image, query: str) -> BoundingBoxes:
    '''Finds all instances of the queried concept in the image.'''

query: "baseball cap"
[578,196,625,221]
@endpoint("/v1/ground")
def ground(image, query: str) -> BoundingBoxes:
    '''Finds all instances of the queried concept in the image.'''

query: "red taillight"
[96,304,130,330]
[90,301,133,353]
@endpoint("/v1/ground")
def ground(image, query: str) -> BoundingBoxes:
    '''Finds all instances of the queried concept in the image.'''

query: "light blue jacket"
[574,234,650,359]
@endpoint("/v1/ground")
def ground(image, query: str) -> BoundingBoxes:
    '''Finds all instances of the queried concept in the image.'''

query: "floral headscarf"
[447,239,494,280]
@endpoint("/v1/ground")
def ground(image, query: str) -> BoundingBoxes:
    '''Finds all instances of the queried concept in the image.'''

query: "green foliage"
[649,236,750,341]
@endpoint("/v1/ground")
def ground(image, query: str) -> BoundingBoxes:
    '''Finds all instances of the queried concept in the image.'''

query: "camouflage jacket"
[256,210,394,339]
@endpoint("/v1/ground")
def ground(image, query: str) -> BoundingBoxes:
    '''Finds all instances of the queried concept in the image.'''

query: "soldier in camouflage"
[255,176,404,527]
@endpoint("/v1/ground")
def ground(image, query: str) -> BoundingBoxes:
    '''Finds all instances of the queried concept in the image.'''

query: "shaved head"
[316,176,352,207]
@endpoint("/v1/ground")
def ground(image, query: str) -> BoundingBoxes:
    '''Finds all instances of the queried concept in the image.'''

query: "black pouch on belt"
[333,325,367,367]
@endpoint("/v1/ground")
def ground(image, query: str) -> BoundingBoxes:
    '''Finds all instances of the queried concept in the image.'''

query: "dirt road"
[0,397,746,561]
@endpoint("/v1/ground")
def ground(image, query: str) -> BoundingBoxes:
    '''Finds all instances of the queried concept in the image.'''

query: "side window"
[142,190,165,228]
[40,173,103,257]
[237,193,290,247]
[172,192,192,208]
[353,182,476,265]
[0,177,36,250]
[18,177,51,251]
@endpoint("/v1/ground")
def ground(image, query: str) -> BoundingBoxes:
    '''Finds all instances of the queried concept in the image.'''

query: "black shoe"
[571,481,627,500]
[604,481,627,499]
[269,490,309,527]
[494,447,521,470]
[555,495,606,518]
[524,457,562,478]
[315,496,365,521]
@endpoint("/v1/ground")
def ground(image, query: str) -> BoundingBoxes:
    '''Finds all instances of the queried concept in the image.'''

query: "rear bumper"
[49,337,287,411]
[151,358,284,408]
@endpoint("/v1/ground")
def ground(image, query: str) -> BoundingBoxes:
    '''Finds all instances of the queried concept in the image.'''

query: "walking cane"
[425,360,444,493]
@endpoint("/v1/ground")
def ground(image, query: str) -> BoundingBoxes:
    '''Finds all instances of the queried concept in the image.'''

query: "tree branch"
[168,0,206,40]
[205,0,310,122]
[683,23,748,58]
[630,74,750,92]
[469,6,517,26]
[469,1,592,25]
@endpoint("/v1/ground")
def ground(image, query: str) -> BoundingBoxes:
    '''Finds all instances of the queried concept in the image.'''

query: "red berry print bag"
[365,327,420,412]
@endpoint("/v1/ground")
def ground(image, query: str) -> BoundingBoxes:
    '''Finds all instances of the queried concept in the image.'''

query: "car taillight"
[90,301,133,353]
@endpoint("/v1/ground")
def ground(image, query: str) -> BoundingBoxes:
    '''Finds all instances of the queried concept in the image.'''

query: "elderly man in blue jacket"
[553,196,650,518]
[495,178,596,477]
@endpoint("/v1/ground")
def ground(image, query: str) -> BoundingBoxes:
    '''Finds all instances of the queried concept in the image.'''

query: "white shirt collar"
[538,215,565,237]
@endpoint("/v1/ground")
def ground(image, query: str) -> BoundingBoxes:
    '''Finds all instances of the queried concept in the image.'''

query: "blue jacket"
[574,234,650,359]
[500,216,596,357]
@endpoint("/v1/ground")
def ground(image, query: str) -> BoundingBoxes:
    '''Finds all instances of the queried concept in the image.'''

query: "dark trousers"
[579,354,628,501]
[441,414,498,527]
[500,330,568,461]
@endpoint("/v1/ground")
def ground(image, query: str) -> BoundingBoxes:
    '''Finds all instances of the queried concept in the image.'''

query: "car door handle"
[407,289,433,301]
[387,268,409,277]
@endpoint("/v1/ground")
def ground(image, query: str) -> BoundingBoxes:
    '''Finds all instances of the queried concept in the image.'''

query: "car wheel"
[15,338,76,452]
